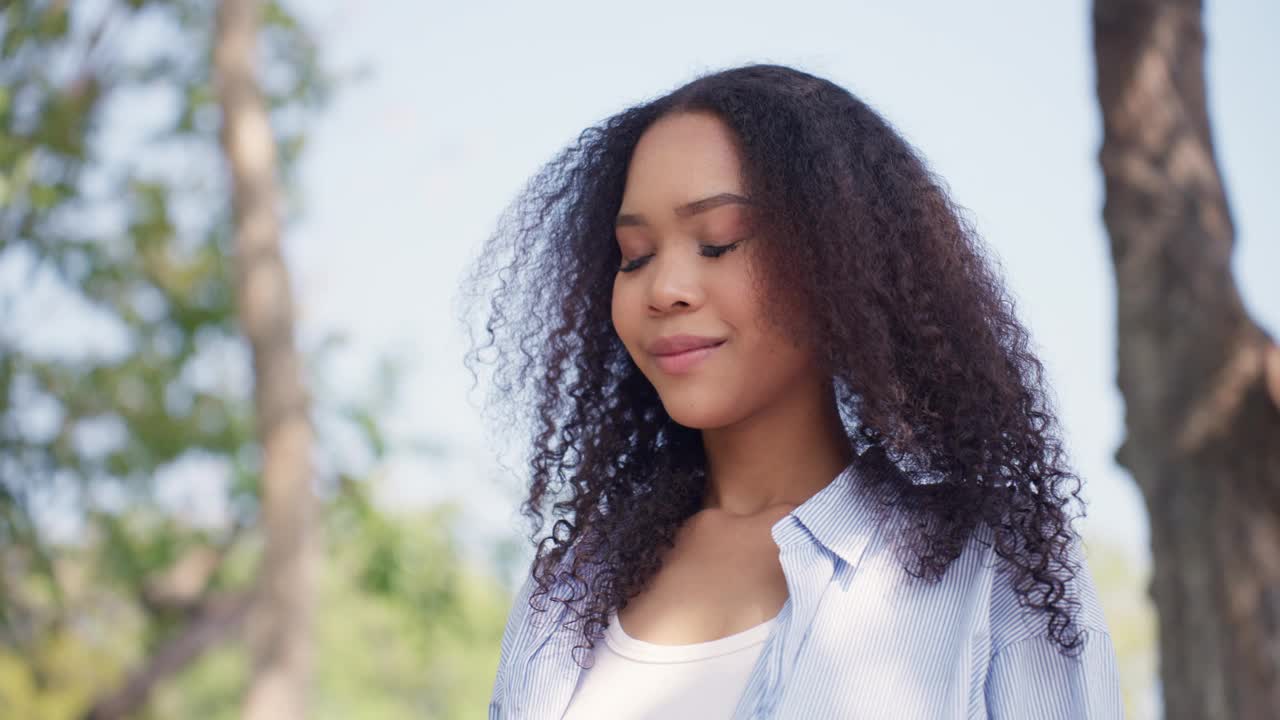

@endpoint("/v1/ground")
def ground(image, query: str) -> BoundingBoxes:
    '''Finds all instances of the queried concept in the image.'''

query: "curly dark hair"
[457,62,1090,667]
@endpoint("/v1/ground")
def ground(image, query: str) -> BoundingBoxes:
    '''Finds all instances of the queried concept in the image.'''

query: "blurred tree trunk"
[1092,1,1280,718]
[214,1,318,718]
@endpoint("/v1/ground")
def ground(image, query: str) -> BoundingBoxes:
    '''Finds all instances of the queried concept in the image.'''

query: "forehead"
[621,112,745,208]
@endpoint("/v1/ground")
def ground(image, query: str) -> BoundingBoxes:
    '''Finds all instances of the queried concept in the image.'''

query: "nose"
[647,248,705,314]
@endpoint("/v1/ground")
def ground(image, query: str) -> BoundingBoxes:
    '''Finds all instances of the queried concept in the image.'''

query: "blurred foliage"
[0,480,511,720]
[0,0,509,717]
[1084,535,1159,720]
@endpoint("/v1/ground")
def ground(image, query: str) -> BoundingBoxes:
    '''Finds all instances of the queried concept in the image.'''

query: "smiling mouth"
[651,340,726,375]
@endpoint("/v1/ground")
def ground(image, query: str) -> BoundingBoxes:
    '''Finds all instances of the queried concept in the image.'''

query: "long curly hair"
[457,62,1089,666]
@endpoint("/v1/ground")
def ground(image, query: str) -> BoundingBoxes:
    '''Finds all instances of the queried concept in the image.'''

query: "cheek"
[757,333,812,378]
[610,282,625,325]
[729,293,813,382]
[610,283,637,351]
[715,276,765,338]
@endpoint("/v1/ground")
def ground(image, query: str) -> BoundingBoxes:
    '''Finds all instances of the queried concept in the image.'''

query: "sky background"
[273,0,1278,582]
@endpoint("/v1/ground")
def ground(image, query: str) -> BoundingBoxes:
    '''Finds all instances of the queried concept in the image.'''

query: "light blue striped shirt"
[489,458,1124,719]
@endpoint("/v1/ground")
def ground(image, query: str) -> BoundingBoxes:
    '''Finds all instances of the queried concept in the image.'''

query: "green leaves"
[2,0,342,714]
[0,2,508,716]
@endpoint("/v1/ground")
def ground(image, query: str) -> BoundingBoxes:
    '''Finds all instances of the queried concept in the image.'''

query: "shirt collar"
[568,447,896,590]
[773,446,895,568]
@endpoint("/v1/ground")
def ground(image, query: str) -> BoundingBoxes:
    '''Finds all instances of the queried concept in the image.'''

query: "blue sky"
[281,0,1278,578]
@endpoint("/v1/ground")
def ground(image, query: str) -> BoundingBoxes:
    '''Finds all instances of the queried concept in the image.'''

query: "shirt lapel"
[506,544,598,719]
[731,523,840,719]
[733,449,896,718]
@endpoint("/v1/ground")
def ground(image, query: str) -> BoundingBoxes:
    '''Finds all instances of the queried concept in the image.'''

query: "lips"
[648,337,726,375]
[648,334,727,356]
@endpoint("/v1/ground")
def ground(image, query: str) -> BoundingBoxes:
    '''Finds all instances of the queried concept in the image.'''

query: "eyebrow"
[615,192,754,228]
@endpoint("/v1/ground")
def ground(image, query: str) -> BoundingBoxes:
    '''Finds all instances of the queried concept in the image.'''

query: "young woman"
[460,63,1123,719]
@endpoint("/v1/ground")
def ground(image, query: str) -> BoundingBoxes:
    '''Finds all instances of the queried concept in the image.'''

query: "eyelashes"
[617,238,745,274]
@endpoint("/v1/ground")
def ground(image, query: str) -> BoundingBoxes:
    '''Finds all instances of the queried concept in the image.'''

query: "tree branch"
[82,592,252,720]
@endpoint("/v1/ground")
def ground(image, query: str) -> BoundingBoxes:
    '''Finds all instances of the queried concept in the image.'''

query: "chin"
[659,396,737,431]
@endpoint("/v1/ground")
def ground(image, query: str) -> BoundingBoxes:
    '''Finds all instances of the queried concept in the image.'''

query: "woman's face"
[611,111,820,429]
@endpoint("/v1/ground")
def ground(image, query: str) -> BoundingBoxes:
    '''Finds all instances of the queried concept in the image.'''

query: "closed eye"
[617,239,745,274]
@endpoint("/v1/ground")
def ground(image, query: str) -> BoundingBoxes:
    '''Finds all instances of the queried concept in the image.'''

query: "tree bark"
[214,1,318,718]
[1092,1,1280,718]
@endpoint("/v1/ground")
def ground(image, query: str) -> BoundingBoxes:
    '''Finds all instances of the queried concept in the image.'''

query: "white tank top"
[559,608,778,719]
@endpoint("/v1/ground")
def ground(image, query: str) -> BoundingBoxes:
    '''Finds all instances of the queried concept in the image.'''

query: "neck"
[699,378,855,518]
